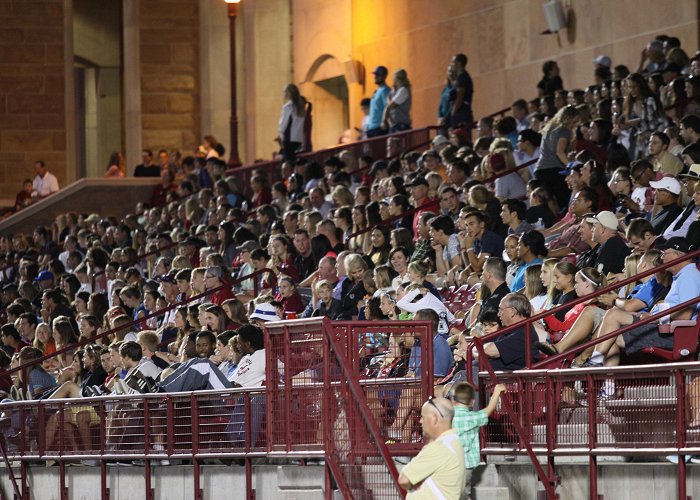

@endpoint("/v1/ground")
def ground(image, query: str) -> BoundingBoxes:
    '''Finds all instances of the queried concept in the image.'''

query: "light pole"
[225,0,242,167]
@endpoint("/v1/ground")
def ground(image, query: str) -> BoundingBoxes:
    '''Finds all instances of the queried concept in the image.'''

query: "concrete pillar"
[122,0,142,175]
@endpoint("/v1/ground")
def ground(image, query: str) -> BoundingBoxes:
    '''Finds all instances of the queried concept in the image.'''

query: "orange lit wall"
[289,0,699,133]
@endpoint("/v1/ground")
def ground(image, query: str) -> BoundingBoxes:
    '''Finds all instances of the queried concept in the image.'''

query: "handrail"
[346,127,440,176]
[3,268,275,380]
[471,247,700,367]
[481,157,538,184]
[343,198,440,244]
[320,317,405,497]
[90,239,180,289]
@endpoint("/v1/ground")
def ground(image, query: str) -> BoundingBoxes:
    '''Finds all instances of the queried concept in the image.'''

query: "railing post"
[587,372,598,499]
[676,368,687,500]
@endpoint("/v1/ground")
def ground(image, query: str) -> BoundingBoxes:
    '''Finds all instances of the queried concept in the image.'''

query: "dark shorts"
[622,323,674,354]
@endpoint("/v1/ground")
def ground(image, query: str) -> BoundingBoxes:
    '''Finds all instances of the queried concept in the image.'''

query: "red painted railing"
[1,317,435,499]
[468,248,700,499]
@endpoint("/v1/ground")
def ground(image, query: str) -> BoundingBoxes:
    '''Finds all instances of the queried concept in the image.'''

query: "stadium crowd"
[2,36,700,464]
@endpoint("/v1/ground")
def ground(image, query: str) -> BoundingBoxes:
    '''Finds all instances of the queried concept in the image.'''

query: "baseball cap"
[593,55,612,67]
[236,241,259,253]
[649,177,682,195]
[432,135,449,148]
[35,270,54,282]
[405,176,429,188]
[249,302,281,322]
[156,272,177,284]
[584,211,619,231]
[658,236,691,254]
[372,65,388,77]
[679,164,700,180]
[559,161,583,176]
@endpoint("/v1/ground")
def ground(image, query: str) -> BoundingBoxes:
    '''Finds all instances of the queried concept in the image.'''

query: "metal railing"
[468,248,700,499]
[1,317,436,499]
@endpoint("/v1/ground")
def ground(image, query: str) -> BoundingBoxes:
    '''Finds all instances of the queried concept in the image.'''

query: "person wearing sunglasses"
[398,396,465,499]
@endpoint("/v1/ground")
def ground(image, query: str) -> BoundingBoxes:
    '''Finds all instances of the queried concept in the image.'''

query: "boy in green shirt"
[450,381,506,500]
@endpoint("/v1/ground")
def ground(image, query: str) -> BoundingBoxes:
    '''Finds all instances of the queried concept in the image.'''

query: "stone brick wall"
[0,0,67,203]
[140,0,200,156]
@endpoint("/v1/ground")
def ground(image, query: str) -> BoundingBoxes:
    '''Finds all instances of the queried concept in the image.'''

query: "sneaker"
[667,455,691,464]
[690,456,700,464]
[393,456,411,465]
[582,359,603,368]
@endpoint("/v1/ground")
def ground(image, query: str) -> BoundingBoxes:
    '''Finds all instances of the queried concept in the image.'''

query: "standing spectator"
[438,63,455,127]
[398,397,465,499]
[451,382,506,500]
[104,152,126,178]
[366,66,391,138]
[448,54,474,138]
[383,69,412,133]
[621,73,666,159]
[537,60,564,98]
[32,160,59,199]
[277,84,306,160]
[134,149,160,177]
[534,105,579,209]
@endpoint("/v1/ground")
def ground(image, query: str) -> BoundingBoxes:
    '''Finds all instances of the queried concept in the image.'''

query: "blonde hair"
[542,258,559,304]
[425,172,443,199]
[315,279,333,292]
[542,105,580,134]
[344,253,368,274]
[331,185,354,207]
[620,253,641,297]
[524,264,544,300]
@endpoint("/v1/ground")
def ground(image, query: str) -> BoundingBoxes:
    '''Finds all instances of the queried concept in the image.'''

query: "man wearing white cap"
[584,211,631,274]
[593,55,612,68]
[249,302,281,327]
[664,165,700,238]
[649,177,683,235]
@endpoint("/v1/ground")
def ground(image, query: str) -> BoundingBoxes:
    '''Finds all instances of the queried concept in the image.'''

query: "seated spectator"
[547,187,598,257]
[501,199,533,236]
[664,168,700,239]
[583,211,632,274]
[649,177,683,236]
[490,150,527,200]
[311,279,343,319]
[428,215,461,280]
[539,261,579,341]
[249,302,281,327]
[460,209,504,275]
[510,230,548,292]
[229,325,265,387]
[14,179,33,212]
[537,267,609,356]
[525,187,557,228]
[275,276,304,316]
[479,293,539,372]
[584,237,700,372]
[204,266,235,305]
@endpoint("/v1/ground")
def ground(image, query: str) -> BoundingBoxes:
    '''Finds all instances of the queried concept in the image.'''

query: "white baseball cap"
[593,55,612,67]
[649,177,682,195]
[584,211,619,231]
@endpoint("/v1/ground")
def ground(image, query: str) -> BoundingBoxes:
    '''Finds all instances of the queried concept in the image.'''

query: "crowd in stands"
[2,35,700,458]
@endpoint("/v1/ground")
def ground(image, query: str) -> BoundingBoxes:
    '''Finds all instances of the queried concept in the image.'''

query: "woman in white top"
[278,84,306,160]
[383,69,412,133]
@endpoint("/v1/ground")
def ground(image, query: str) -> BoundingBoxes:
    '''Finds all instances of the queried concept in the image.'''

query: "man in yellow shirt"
[398,397,465,499]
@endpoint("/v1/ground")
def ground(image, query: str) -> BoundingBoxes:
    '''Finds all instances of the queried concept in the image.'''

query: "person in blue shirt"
[585,237,700,368]
[510,230,548,292]
[365,66,390,138]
